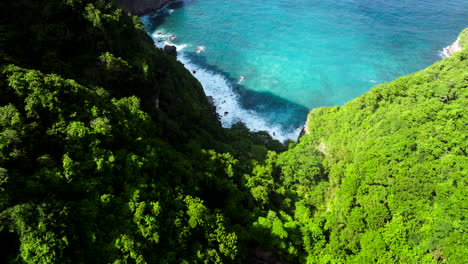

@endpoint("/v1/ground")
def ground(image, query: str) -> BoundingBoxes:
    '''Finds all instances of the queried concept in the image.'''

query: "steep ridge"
[0,1,284,263]
[443,28,468,57]
[252,38,467,263]
[0,0,218,147]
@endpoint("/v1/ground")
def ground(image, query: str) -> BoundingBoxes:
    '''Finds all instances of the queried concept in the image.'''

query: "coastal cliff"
[443,27,468,56]
[443,37,462,56]
[1,0,467,263]
[116,0,173,15]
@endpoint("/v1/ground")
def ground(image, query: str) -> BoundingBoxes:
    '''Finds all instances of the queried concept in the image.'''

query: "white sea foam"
[178,53,301,142]
[195,45,206,53]
[440,47,450,58]
[148,29,301,142]
[440,37,462,58]
[171,43,187,51]
[151,31,187,50]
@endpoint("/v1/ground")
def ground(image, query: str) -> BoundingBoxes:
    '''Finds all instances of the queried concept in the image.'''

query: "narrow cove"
[142,0,468,141]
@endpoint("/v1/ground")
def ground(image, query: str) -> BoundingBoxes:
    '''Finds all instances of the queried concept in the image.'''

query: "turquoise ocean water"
[142,0,468,141]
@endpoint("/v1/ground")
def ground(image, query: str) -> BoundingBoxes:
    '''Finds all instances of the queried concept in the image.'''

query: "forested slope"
[304,49,468,263]
[0,0,467,263]
[0,1,283,263]
[245,46,468,263]
[0,0,224,148]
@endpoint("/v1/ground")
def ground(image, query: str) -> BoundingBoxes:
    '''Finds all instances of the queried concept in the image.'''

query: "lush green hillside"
[247,48,467,263]
[0,1,283,263]
[459,28,468,48]
[0,1,467,263]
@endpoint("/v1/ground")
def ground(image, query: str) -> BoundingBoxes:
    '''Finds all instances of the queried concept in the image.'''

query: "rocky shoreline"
[442,37,462,57]
[117,0,175,16]
[297,116,310,140]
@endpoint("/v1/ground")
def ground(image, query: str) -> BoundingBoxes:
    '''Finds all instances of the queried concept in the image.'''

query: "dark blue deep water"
[142,0,468,141]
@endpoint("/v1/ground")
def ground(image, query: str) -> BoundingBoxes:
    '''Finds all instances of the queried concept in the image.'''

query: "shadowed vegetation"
[0,1,466,263]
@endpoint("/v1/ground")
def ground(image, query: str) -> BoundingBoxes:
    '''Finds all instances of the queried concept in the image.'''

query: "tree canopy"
[0,1,467,263]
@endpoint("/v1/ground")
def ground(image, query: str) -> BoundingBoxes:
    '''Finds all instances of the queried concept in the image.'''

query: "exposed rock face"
[116,0,173,16]
[443,37,462,57]
[206,96,220,120]
[163,44,177,56]
[297,116,310,140]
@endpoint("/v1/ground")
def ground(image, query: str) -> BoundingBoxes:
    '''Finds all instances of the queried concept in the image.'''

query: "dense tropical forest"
[0,0,466,263]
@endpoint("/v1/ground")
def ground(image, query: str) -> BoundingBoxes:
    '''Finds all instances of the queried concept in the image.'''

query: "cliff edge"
[443,27,468,56]
[116,0,173,15]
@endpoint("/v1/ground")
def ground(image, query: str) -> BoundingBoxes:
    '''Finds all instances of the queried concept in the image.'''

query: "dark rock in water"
[224,111,229,116]
[192,70,197,74]
[163,45,177,56]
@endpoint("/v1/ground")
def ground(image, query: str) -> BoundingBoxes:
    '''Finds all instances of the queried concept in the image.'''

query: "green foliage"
[0,1,466,263]
[237,38,468,263]
[285,48,467,263]
[0,1,286,262]
[459,27,468,48]
[0,62,248,263]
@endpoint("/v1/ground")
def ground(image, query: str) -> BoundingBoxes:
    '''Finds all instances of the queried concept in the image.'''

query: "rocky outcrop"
[163,44,177,56]
[297,116,310,140]
[443,28,468,57]
[116,0,173,16]
[443,37,462,57]
[206,96,221,120]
